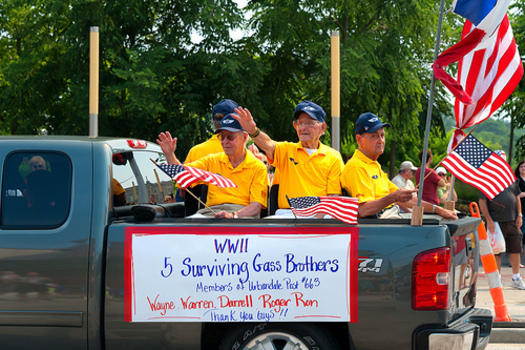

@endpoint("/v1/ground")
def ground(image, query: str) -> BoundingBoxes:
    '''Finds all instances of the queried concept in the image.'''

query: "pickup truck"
[0,136,493,350]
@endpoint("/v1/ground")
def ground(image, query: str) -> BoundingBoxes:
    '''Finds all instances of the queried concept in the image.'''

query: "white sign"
[125,226,358,323]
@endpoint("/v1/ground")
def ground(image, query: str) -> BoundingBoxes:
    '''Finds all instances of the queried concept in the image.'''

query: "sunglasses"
[218,133,240,142]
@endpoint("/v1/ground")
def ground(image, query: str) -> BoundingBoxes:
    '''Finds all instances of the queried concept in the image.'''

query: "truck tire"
[218,323,339,350]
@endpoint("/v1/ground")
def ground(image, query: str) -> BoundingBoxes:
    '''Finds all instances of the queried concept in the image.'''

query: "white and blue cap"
[355,112,391,135]
[293,100,326,123]
[215,114,245,133]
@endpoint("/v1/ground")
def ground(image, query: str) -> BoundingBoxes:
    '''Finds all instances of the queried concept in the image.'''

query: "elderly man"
[157,114,268,218]
[391,161,417,190]
[340,112,457,220]
[182,99,239,215]
[233,100,343,211]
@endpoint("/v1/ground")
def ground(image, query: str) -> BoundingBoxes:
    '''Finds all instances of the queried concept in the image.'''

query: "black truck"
[0,136,492,349]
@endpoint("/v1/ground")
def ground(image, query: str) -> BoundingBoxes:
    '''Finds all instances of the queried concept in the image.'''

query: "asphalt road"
[486,344,525,349]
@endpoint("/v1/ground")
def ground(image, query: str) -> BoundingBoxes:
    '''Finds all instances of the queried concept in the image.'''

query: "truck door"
[0,146,92,349]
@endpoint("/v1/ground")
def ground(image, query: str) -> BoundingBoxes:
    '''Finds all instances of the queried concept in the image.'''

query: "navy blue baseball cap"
[293,100,326,123]
[212,99,239,117]
[215,114,245,133]
[355,112,391,135]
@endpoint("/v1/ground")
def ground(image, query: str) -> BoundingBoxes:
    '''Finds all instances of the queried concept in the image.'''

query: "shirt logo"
[372,175,378,179]
[289,157,299,165]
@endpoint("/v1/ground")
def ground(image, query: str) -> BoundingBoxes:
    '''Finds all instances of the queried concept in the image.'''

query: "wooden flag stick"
[150,159,217,215]
[417,127,477,185]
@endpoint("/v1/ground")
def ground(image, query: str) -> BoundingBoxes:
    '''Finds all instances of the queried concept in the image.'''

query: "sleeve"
[341,164,376,203]
[429,169,441,184]
[249,163,269,208]
[269,142,287,168]
[326,153,344,195]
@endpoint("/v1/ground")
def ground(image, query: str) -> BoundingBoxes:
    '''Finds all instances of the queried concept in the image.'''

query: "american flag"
[433,0,523,146]
[156,163,237,189]
[287,196,358,225]
[441,134,516,200]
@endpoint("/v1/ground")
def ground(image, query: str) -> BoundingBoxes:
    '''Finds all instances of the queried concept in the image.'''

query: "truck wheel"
[218,323,339,350]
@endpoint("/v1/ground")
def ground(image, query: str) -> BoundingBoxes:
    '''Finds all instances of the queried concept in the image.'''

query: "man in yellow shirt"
[340,112,457,220]
[183,99,238,215]
[157,114,268,218]
[234,100,343,210]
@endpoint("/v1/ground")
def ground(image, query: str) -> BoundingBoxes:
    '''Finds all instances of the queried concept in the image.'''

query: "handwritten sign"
[124,226,358,323]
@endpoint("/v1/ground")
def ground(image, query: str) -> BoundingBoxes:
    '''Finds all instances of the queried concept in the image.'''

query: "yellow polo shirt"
[270,141,343,209]
[340,149,398,204]
[184,134,223,163]
[186,151,268,208]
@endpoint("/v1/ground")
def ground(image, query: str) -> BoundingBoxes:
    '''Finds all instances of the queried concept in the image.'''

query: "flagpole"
[412,0,447,226]
[285,195,298,219]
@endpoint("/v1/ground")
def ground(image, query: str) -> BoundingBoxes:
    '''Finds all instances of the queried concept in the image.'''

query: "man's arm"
[358,188,416,217]
[402,197,458,220]
[232,107,277,160]
[479,198,495,233]
[156,132,181,165]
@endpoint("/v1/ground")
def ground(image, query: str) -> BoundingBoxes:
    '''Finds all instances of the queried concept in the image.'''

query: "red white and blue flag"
[441,133,516,200]
[156,163,237,189]
[433,0,523,146]
[287,196,359,225]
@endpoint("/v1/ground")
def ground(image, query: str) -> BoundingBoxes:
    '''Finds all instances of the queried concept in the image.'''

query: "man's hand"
[232,107,257,135]
[516,215,523,229]
[435,206,458,220]
[486,219,496,234]
[393,189,417,203]
[215,211,235,219]
[156,131,177,155]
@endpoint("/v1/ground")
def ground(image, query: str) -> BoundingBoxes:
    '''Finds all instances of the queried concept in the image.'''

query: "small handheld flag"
[156,163,237,189]
[287,196,359,225]
[441,134,516,200]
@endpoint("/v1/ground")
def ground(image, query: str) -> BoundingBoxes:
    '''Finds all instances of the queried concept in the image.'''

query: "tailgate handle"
[465,236,474,258]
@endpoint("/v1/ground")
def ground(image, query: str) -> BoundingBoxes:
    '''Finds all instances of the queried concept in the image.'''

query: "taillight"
[412,247,451,310]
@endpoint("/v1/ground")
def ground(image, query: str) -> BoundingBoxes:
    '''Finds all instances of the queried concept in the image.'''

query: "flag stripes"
[441,134,516,200]
[157,163,237,189]
[455,15,524,128]
[288,196,359,225]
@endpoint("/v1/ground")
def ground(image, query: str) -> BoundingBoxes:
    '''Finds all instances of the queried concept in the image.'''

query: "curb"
[490,322,525,343]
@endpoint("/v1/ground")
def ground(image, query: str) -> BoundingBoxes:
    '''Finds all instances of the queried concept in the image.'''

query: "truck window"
[1,152,71,228]
[112,151,175,205]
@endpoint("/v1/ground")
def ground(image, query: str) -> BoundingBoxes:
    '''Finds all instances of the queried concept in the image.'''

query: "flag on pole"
[441,133,516,200]
[454,15,523,132]
[432,0,522,131]
[287,196,359,225]
[156,163,237,189]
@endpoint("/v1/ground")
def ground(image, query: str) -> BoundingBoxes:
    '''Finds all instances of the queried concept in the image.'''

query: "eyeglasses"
[294,121,319,128]
[218,133,240,142]
[31,164,45,170]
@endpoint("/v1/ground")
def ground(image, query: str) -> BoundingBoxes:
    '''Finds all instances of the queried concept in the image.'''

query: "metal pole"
[416,0,446,207]
[331,31,340,152]
[89,26,99,137]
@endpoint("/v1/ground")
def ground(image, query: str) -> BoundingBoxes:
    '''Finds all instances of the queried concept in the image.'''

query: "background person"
[436,166,458,206]
[414,149,446,205]
[391,161,417,190]
[515,160,525,267]
[479,152,523,289]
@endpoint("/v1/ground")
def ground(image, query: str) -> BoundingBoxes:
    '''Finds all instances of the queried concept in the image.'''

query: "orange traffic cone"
[470,202,511,322]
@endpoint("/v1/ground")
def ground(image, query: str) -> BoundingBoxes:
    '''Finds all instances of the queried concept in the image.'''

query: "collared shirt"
[184,134,223,164]
[186,151,268,208]
[391,174,415,190]
[340,149,398,204]
[270,141,343,209]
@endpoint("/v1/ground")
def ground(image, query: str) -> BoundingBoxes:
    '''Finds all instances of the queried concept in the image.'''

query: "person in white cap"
[391,161,417,191]
[436,167,457,205]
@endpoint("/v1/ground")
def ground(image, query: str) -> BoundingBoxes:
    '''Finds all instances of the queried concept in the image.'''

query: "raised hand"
[232,107,257,135]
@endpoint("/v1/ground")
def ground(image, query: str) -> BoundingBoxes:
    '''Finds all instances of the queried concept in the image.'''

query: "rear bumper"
[413,308,493,350]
